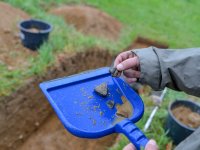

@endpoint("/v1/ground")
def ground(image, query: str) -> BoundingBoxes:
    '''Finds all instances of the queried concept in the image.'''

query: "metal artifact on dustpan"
[40,67,149,150]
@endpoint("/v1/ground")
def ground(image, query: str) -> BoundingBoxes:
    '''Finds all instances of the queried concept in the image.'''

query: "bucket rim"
[168,99,200,131]
[18,19,53,34]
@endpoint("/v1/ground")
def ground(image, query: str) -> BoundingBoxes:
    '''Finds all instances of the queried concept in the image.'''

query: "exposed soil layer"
[0,2,35,70]
[19,114,117,150]
[0,48,114,150]
[50,5,122,40]
[172,105,200,128]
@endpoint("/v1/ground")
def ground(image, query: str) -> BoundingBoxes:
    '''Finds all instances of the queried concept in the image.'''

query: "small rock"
[109,67,121,77]
[106,100,115,109]
[18,134,23,140]
[100,111,104,116]
[35,122,40,127]
[94,82,108,97]
[3,28,11,34]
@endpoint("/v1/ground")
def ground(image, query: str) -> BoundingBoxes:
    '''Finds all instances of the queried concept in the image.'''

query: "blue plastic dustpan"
[40,67,148,150]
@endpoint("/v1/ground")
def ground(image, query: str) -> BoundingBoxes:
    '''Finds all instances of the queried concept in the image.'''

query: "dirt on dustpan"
[50,5,122,40]
[0,2,35,70]
[172,105,200,128]
[116,96,133,119]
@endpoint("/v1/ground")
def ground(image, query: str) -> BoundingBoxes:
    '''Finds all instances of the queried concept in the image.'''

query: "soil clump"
[94,82,108,97]
[116,96,133,118]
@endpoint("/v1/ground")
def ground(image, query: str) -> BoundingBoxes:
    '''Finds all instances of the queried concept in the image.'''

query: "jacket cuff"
[132,47,161,90]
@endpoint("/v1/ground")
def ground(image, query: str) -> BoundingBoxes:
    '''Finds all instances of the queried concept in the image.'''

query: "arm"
[133,47,200,97]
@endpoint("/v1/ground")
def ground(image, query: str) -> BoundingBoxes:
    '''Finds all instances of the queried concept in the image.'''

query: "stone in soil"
[94,82,108,97]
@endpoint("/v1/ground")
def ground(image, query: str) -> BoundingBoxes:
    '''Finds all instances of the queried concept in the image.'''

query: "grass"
[1,0,200,149]
[83,0,200,48]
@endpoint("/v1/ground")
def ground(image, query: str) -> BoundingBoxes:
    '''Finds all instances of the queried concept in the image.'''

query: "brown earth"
[172,105,200,128]
[125,36,168,50]
[50,5,122,40]
[0,2,35,70]
[19,114,117,150]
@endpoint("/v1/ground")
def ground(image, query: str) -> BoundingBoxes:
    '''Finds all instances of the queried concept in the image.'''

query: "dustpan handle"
[115,119,149,150]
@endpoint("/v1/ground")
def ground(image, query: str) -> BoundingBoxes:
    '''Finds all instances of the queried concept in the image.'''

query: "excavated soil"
[50,5,122,40]
[19,114,117,150]
[172,105,200,128]
[0,2,35,70]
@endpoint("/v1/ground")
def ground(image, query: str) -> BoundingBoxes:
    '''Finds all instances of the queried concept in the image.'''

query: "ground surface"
[19,114,117,150]
[0,2,34,70]
[50,5,122,40]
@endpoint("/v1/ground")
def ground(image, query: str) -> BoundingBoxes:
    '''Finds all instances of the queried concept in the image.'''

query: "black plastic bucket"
[166,100,200,145]
[19,19,53,50]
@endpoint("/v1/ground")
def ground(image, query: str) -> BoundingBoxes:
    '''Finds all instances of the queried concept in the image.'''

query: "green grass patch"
[81,0,200,48]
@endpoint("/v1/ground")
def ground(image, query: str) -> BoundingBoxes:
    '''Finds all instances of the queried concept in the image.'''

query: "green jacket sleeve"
[133,47,200,97]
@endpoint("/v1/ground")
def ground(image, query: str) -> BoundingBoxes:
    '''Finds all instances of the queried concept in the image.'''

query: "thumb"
[123,143,136,150]
[116,57,139,71]
[145,140,158,150]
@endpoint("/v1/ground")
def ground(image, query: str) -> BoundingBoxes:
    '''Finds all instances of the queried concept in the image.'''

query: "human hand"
[123,139,158,150]
[114,50,140,83]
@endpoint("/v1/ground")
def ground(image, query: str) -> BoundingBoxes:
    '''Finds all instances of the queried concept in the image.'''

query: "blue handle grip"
[115,119,149,150]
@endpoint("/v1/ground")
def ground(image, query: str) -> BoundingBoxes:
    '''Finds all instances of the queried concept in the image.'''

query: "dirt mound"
[0,2,34,70]
[50,5,122,40]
